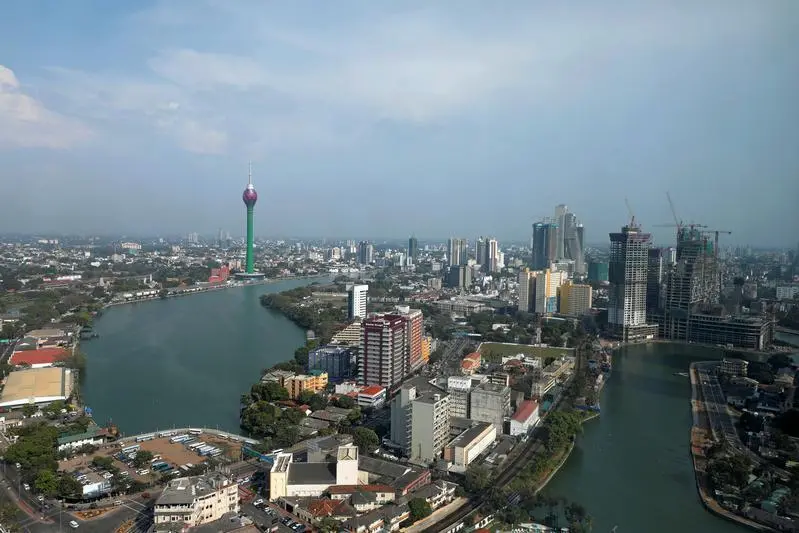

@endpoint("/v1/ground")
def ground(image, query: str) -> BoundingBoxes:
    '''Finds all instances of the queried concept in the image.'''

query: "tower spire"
[248,161,252,185]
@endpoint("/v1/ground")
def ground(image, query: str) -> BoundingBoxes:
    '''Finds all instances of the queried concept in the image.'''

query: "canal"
[81,278,325,435]
[546,342,749,533]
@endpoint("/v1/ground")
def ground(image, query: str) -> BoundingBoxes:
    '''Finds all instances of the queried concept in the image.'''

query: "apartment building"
[154,473,239,528]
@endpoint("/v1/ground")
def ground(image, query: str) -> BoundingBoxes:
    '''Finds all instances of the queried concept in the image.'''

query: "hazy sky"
[1,1,798,247]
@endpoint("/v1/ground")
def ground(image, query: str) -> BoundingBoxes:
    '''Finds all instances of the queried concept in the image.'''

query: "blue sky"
[1,0,798,246]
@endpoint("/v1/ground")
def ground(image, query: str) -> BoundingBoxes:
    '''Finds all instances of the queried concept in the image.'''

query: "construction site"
[644,194,774,351]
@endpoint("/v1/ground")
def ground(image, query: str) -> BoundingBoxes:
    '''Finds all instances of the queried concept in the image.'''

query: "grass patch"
[479,342,573,361]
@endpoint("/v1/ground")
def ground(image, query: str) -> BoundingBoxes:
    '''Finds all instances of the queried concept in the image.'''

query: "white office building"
[347,284,368,320]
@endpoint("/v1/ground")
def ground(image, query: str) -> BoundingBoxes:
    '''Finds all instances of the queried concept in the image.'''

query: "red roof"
[511,400,539,423]
[359,386,386,397]
[10,348,69,366]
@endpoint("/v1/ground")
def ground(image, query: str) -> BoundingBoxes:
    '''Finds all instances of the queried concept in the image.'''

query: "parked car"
[69,520,79,529]
[253,498,264,507]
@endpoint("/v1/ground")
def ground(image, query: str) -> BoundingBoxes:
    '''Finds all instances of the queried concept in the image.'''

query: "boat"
[673,371,689,377]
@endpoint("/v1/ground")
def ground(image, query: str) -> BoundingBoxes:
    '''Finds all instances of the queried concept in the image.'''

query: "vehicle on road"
[253,498,264,506]
[69,520,79,528]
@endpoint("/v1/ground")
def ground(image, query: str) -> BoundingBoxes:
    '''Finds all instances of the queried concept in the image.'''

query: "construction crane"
[703,230,733,258]
[624,197,636,227]
[666,192,683,231]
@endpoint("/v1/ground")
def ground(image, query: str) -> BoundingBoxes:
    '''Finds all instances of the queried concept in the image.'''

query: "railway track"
[423,345,586,532]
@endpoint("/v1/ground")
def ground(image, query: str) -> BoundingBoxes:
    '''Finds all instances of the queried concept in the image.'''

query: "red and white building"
[357,386,387,409]
[9,348,70,368]
[360,315,407,389]
[509,400,540,436]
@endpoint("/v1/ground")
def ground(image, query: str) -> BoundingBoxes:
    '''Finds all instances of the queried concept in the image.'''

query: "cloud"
[36,1,793,157]
[0,65,92,149]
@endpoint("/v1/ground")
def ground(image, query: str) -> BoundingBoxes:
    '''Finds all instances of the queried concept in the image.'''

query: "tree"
[0,503,20,531]
[34,469,59,496]
[768,353,793,372]
[21,404,37,418]
[408,497,432,522]
[333,395,355,409]
[464,465,491,493]
[352,427,379,453]
[132,450,154,468]
[775,409,799,438]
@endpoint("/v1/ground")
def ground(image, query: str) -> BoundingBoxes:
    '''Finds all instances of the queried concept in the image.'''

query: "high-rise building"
[646,248,665,314]
[587,261,609,283]
[447,238,467,266]
[559,282,593,316]
[360,315,407,388]
[395,306,425,373]
[517,268,537,313]
[357,241,374,265]
[447,265,471,289]
[565,221,586,275]
[486,238,499,273]
[554,204,568,260]
[411,392,451,462]
[657,226,720,340]
[532,222,558,270]
[347,284,368,320]
[608,222,658,341]
[475,237,486,269]
[408,236,418,266]
[534,269,565,314]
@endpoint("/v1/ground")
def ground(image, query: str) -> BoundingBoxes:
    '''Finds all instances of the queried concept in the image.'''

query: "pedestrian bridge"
[115,427,259,446]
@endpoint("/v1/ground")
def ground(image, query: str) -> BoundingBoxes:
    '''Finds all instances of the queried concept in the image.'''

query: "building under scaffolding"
[648,225,773,350]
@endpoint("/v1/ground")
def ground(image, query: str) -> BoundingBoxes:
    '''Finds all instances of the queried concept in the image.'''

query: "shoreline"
[688,362,776,532]
[100,274,330,310]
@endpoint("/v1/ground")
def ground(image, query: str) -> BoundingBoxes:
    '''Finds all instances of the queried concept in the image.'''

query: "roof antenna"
[248,161,252,185]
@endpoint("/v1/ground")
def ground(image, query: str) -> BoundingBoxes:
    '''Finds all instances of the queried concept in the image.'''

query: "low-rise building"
[509,400,540,436]
[9,348,70,368]
[270,444,359,501]
[357,386,387,409]
[443,422,496,472]
[57,422,109,452]
[285,371,329,399]
[154,472,239,528]
[720,358,749,377]
[0,367,73,409]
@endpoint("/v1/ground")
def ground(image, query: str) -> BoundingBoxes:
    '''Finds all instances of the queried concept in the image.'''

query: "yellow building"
[285,371,329,400]
[421,336,432,363]
[559,282,593,316]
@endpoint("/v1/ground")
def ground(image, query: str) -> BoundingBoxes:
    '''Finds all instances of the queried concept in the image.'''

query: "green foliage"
[34,469,59,496]
[5,423,58,475]
[297,390,327,411]
[21,404,37,418]
[463,465,491,493]
[708,453,752,489]
[132,450,154,468]
[333,395,355,409]
[92,456,115,470]
[775,409,799,438]
[260,287,347,343]
[408,497,432,522]
[0,502,21,530]
[351,427,379,453]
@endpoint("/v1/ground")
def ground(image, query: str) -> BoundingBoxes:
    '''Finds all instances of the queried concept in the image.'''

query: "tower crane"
[666,192,683,231]
[624,198,636,227]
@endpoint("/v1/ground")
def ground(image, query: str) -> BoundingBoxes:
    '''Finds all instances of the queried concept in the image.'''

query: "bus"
[188,442,205,451]
[136,434,154,443]
[158,431,175,438]
[170,435,189,444]
[121,444,140,454]
[188,429,203,435]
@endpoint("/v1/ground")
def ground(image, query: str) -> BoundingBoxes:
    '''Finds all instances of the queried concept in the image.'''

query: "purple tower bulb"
[243,186,258,206]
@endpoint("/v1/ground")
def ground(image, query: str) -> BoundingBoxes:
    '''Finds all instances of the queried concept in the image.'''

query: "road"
[421,343,585,533]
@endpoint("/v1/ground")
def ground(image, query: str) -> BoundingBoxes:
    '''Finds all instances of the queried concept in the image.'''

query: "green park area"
[479,342,573,362]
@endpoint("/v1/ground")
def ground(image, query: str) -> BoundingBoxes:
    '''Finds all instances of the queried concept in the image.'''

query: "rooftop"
[156,472,233,506]
[9,347,69,367]
[448,422,494,449]
[0,367,72,408]
[359,386,386,397]
[287,462,337,486]
[511,400,539,423]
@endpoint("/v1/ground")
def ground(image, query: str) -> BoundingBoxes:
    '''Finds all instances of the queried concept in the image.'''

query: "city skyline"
[1,1,798,246]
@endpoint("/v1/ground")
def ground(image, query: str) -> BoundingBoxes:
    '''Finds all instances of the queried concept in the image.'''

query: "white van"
[69,520,79,529]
